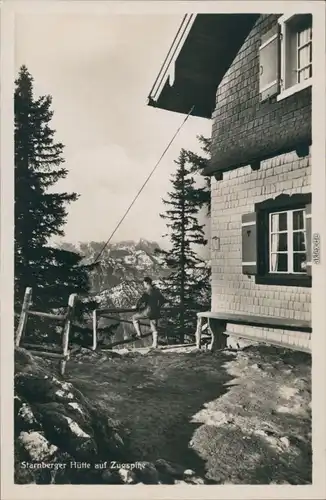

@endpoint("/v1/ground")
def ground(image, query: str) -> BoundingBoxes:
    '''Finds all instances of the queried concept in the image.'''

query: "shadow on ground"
[67,345,311,484]
[67,350,233,480]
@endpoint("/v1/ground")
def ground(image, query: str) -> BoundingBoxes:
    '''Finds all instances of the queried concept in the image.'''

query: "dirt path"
[66,345,311,484]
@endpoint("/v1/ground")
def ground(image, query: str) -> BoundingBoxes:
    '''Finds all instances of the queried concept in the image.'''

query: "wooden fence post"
[15,287,33,347]
[60,293,77,376]
[92,309,97,351]
[195,315,203,349]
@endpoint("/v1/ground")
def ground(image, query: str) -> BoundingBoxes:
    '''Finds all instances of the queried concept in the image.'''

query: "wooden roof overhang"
[147,13,311,178]
[147,13,259,120]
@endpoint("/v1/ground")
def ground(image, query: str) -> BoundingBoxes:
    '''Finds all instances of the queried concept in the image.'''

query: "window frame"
[296,24,312,84]
[255,193,312,287]
[268,208,307,274]
[277,13,313,102]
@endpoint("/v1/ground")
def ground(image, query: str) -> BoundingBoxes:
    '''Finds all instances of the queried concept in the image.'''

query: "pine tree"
[14,66,94,324]
[184,135,211,214]
[158,147,210,343]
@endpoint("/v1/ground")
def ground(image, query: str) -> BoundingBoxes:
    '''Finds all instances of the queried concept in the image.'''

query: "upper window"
[279,14,313,98]
[297,23,312,83]
[258,14,313,103]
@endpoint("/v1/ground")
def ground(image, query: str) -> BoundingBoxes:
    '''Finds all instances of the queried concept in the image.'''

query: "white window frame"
[296,25,312,84]
[277,13,313,102]
[268,208,307,274]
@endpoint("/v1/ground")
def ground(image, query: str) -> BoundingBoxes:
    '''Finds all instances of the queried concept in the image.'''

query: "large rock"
[134,461,160,484]
[154,458,186,479]
[14,348,209,486]
[14,348,127,484]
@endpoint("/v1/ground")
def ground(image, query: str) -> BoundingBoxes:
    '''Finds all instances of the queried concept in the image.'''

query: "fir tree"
[158,147,210,343]
[184,135,211,214]
[14,66,94,323]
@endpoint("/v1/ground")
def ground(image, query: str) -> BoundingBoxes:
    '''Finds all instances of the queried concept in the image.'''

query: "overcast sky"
[15,13,211,247]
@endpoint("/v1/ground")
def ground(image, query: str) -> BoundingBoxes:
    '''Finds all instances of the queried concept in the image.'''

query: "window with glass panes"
[297,23,312,83]
[269,209,307,274]
[278,14,313,93]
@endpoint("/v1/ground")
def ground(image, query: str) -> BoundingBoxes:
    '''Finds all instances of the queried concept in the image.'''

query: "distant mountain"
[55,239,172,347]
[55,239,210,347]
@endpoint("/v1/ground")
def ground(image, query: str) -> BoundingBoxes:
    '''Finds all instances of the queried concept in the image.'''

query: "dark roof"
[147,13,260,119]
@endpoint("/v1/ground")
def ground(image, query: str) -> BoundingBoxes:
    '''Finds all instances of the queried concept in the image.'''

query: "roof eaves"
[147,14,197,104]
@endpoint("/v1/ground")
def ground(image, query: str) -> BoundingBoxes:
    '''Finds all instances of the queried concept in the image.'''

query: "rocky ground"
[14,343,311,485]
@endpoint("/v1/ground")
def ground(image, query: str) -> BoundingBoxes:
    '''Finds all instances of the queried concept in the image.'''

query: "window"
[258,14,313,103]
[278,14,313,100]
[297,24,312,83]
[241,194,312,287]
[269,209,307,274]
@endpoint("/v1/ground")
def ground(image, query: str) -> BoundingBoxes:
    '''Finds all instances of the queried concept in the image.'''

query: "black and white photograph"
[1,1,326,498]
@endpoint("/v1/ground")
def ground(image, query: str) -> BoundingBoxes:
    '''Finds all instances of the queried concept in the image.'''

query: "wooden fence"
[15,288,210,373]
[15,287,77,375]
[15,289,160,373]
[92,307,158,350]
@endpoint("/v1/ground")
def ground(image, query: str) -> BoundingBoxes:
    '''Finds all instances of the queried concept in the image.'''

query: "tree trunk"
[179,159,185,344]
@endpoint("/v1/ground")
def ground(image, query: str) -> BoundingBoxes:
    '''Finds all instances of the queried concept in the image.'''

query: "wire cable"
[92,105,194,264]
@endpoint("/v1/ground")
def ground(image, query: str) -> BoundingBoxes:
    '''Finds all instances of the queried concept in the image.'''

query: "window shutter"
[259,24,281,102]
[242,213,257,275]
[305,204,312,276]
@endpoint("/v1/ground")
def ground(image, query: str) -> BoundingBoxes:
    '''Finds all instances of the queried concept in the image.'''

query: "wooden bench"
[195,311,312,354]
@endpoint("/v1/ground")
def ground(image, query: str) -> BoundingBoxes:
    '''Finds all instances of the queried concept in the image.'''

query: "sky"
[15,13,212,248]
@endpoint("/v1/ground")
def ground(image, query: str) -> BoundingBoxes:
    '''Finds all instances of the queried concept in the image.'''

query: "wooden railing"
[15,287,210,372]
[92,304,210,350]
[15,287,77,375]
[92,307,157,351]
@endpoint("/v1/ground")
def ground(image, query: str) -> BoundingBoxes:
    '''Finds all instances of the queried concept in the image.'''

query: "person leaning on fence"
[132,277,166,348]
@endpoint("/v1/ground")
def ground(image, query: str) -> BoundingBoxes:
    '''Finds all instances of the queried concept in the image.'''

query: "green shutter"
[305,204,312,276]
[242,213,257,275]
[259,24,281,102]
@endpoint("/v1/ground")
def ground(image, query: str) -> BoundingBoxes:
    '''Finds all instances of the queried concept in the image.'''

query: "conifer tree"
[185,135,211,214]
[14,66,94,320]
[158,146,210,343]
